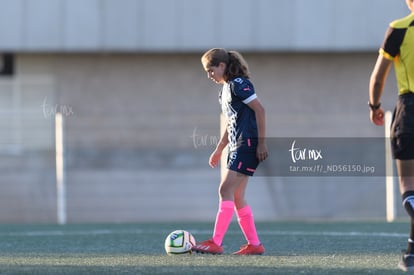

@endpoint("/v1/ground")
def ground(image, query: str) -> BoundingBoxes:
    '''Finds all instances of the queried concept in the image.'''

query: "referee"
[369,0,414,271]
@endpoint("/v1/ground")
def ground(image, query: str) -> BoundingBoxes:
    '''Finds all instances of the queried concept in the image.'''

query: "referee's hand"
[370,108,384,126]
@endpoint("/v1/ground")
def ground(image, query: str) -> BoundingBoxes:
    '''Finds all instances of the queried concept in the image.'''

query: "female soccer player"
[368,0,414,271]
[192,48,268,255]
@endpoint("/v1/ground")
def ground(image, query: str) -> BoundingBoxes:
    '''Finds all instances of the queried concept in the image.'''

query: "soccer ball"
[164,230,196,255]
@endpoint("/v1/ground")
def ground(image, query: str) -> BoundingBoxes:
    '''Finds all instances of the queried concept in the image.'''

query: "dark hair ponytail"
[201,48,250,81]
[226,51,250,80]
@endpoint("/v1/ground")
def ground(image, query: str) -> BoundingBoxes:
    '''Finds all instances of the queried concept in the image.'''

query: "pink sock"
[236,205,260,246]
[212,200,234,246]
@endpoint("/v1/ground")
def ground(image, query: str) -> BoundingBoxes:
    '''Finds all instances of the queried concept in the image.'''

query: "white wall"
[0,0,408,52]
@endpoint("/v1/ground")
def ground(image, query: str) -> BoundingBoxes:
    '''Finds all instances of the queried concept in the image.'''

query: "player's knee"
[218,187,230,199]
[218,182,233,200]
[403,191,414,218]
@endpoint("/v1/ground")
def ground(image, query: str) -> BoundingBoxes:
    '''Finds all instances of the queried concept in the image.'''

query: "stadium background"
[0,0,408,223]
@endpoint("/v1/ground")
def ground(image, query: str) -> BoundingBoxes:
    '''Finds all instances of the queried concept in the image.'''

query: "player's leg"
[234,178,247,209]
[397,159,414,271]
[192,169,242,254]
[398,159,414,251]
[393,95,414,270]
[233,179,264,255]
[212,169,245,245]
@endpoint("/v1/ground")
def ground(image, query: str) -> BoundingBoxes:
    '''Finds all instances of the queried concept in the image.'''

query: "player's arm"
[216,127,229,152]
[247,98,268,162]
[369,54,392,126]
[209,126,229,168]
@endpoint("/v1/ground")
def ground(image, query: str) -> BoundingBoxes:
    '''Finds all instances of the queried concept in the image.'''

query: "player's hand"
[209,149,222,168]
[370,108,384,126]
[256,143,268,162]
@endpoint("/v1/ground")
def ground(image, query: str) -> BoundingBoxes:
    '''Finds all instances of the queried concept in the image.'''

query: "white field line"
[0,229,406,238]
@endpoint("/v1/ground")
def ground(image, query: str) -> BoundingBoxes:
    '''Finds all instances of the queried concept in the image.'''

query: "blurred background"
[0,0,408,223]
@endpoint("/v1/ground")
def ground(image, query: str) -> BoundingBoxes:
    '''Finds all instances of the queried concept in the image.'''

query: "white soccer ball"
[164,230,196,255]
